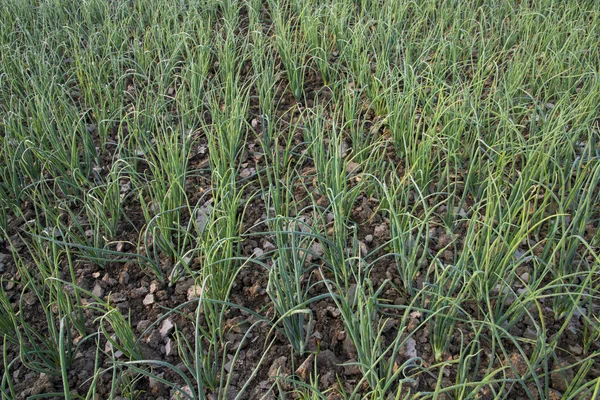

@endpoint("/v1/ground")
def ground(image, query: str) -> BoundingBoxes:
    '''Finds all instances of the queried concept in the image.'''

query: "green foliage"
[0,0,599,398]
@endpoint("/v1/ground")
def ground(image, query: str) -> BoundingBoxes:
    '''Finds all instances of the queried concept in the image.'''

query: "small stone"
[12,369,20,380]
[137,320,151,332]
[165,338,173,356]
[0,263,5,273]
[224,359,233,373]
[263,241,276,251]
[268,356,289,379]
[187,284,203,301]
[508,352,528,377]
[316,195,329,207]
[568,344,583,356]
[248,281,262,297]
[239,168,255,178]
[175,279,192,296]
[105,335,117,353]
[145,329,162,349]
[258,380,270,390]
[110,293,127,303]
[407,318,420,333]
[345,162,360,174]
[150,281,158,293]
[92,284,103,298]
[295,354,314,380]
[253,248,264,257]
[548,389,562,400]
[119,272,129,285]
[404,337,418,359]
[381,319,396,333]
[523,328,537,341]
[196,204,212,232]
[310,242,324,257]
[443,250,453,262]
[516,288,528,296]
[374,223,388,239]
[438,234,452,248]
[394,297,406,306]
[316,349,340,372]
[364,234,373,243]
[339,140,350,155]
[296,215,312,233]
[160,319,174,338]
[453,207,468,218]
[42,226,63,238]
[143,294,155,306]
[120,181,131,194]
[520,273,530,284]
[170,385,192,400]
[358,241,368,257]
[131,287,149,298]
[572,306,586,319]
[102,273,117,286]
